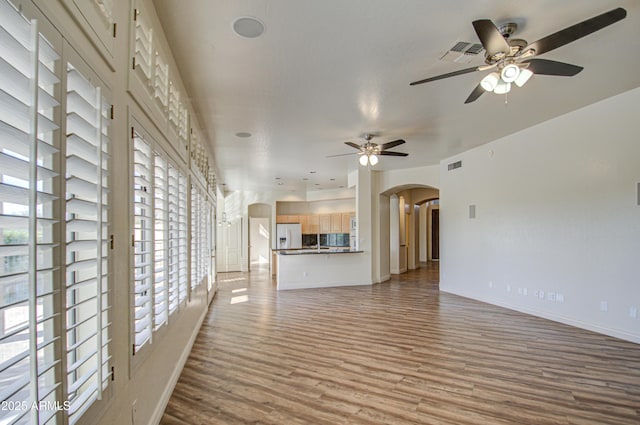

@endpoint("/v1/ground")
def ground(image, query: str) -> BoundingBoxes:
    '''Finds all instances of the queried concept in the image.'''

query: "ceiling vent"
[440,42,483,64]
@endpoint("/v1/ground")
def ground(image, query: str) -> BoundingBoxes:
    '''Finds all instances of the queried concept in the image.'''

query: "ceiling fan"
[327,134,408,166]
[410,7,627,103]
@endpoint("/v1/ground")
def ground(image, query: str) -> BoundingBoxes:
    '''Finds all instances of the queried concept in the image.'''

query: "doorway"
[249,217,270,271]
[432,209,439,260]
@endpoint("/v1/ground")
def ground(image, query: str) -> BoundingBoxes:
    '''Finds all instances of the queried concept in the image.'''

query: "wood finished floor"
[161,263,640,425]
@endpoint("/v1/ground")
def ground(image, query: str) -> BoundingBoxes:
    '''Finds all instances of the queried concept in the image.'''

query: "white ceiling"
[152,0,640,193]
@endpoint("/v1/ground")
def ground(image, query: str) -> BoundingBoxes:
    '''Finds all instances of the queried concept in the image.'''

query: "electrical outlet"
[517,287,523,295]
[303,271,308,277]
[600,301,608,312]
[630,307,638,319]
[522,288,527,296]
[534,290,540,298]
[538,290,545,299]
[548,292,556,301]
[556,293,564,303]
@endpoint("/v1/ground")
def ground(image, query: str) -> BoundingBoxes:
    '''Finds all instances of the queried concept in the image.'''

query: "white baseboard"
[441,287,640,345]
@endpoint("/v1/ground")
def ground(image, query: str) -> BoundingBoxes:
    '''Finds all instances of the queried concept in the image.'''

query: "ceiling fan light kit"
[480,72,500,91]
[410,7,627,103]
[500,63,520,83]
[514,68,534,87]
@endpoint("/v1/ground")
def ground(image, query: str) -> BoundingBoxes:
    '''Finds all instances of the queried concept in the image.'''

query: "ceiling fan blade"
[344,141,362,150]
[378,151,408,157]
[524,58,583,76]
[464,83,486,104]
[472,19,511,57]
[326,152,358,158]
[379,139,405,150]
[410,66,481,86]
[525,7,626,57]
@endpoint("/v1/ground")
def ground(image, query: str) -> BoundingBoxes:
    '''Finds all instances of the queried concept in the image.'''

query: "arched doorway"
[379,185,439,279]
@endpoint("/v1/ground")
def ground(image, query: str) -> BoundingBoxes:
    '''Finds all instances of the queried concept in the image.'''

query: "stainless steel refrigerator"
[276,223,302,249]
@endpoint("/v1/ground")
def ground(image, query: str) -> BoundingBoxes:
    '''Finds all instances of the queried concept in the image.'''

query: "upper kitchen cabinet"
[301,215,319,234]
[330,213,342,233]
[276,215,300,224]
[342,213,354,233]
[319,215,331,233]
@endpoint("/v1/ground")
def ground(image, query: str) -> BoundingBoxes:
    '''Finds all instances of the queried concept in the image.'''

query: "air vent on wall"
[440,41,484,64]
[448,160,462,171]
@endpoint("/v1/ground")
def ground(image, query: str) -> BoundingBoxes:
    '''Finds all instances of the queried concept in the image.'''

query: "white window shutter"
[134,7,153,94]
[65,62,112,422]
[153,154,168,329]
[177,172,188,304]
[0,1,61,423]
[132,133,153,352]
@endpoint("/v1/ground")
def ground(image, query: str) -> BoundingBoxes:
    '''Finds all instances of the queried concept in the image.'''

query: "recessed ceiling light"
[232,17,265,39]
[235,132,252,138]
[277,182,283,186]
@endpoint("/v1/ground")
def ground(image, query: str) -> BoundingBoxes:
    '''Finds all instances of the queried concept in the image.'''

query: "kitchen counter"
[275,248,369,291]
[277,249,363,255]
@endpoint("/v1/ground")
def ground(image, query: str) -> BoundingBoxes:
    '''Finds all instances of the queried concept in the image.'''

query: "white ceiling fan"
[327,134,408,166]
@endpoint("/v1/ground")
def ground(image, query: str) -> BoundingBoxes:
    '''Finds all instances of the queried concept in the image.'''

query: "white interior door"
[219,218,242,272]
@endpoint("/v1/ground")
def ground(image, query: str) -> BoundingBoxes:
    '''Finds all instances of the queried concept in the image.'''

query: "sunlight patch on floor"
[230,295,249,304]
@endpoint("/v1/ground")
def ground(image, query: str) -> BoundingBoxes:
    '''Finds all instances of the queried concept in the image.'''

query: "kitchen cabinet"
[342,213,354,233]
[276,215,299,224]
[330,213,342,233]
[319,215,331,233]
[302,215,319,234]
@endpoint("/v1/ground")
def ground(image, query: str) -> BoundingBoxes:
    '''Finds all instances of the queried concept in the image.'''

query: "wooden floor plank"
[161,263,640,424]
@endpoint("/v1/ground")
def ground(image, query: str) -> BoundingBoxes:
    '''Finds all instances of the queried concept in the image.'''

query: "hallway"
[161,264,640,424]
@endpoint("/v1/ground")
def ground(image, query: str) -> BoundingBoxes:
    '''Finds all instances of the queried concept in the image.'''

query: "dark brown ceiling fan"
[327,134,408,166]
[410,7,627,103]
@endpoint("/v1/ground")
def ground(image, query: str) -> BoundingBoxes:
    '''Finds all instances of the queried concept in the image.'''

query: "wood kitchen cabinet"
[301,214,320,234]
[319,214,331,233]
[342,213,354,233]
[330,213,342,233]
[276,215,299,224]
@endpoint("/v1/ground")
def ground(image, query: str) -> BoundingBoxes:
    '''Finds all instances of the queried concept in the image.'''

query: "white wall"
[250,217,271,264]
[440,87,640,343]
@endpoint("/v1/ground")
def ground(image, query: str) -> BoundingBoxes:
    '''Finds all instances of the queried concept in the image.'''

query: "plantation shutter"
[167,166,179,315]
[177,172,188,304]
[152,154,168,329]
[64,61,112,422]
[133,6,153,96]
[190,186,198,290]
[153,49,168,112]
[0,0,61,423]
[132,132,152,352]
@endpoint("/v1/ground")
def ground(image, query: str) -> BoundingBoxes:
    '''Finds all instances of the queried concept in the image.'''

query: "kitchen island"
[275,249,366,291]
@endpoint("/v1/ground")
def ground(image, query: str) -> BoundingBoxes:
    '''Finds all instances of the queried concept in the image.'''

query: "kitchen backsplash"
[302,233,350,247]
